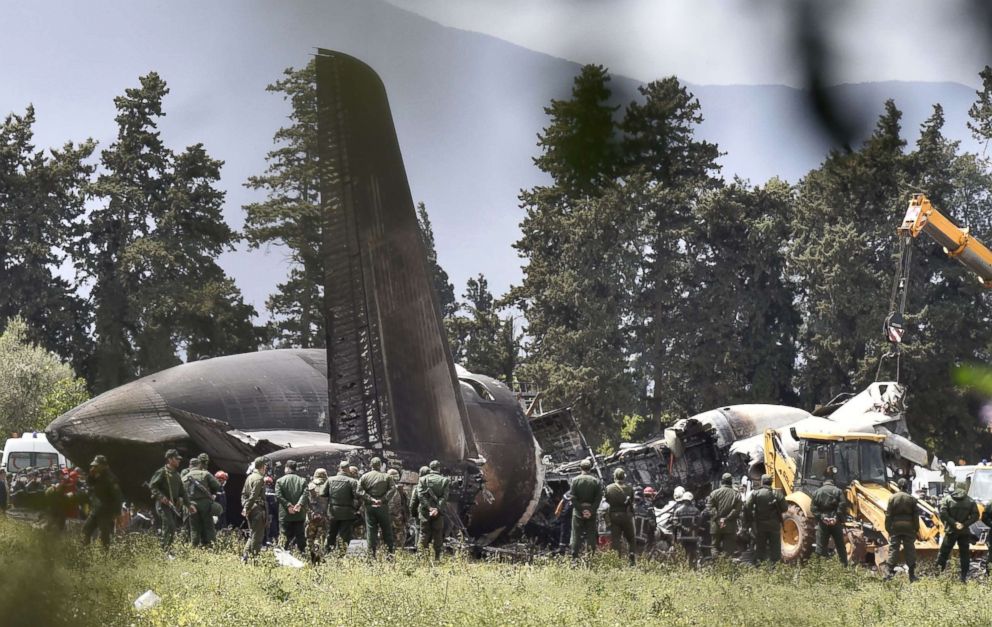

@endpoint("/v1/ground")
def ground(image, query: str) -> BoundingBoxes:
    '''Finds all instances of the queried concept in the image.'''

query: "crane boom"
[899,193,992,288]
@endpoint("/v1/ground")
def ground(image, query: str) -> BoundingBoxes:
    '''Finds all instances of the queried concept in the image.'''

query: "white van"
[1,432,70,473]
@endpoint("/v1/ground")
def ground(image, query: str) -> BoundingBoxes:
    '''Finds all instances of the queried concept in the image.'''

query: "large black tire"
[781,503,816,563]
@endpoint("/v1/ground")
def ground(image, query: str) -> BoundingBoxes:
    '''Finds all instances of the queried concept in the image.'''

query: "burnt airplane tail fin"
[315,49,475,460]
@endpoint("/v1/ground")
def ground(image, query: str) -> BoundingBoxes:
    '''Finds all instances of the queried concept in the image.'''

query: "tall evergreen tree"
[78,73,257,391]
[621,77,723,420]
[243,61,324,348]
[450,275,520,385]
[416,202,458,319]
[788,100,908,406]
[0,106,94,377]
[669,179,799,413]
[514,65,636,438]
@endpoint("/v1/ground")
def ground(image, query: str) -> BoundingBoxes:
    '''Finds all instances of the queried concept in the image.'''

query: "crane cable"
[876,236,913,383]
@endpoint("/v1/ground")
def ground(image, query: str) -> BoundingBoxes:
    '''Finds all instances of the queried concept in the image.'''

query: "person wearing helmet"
[386,468,410,549]
[241,457,269,561]
[706,473,742,558]
[82,455,123,550]
[327,460,360,556]
[674,491,701,567]
[884,477,919,581]
[936,481,979,582]
[359,457,397,558]
[569,458,603,559]
[605,468,636,565]
[553,490,574,552]
[633,487,657,554]
[213,471,229,529]
[811,468,849,566]
[746,474,786,565]
[304,468,331,563]
[416,460,450,561]
[149,449,192,551]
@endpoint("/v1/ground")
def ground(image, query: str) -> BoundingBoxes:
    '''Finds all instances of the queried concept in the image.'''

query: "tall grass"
[0,517,990,626]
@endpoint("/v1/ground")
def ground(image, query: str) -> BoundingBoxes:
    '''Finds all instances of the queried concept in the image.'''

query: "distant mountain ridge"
[3,0,983,316]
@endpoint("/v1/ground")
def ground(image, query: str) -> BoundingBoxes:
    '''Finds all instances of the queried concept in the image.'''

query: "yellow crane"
[899,193,992,287]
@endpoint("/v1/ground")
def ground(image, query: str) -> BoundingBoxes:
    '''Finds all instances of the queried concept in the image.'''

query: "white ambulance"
[1,432,70,473]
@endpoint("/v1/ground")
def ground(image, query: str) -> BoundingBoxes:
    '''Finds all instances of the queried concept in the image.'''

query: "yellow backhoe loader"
[762,428,979,564]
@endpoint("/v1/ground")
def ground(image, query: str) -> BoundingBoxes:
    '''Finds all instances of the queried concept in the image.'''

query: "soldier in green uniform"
[884,477,919,581]
[706,473,742,557]
[569,459,603,559]
[746,474,786,564]
[387,468,410,548]
[275,460,308,553]
[184,457,222,547]
[605,468,636,565]
[359,457,396,558]
[936,482,979,582]
[241,457,269,561]
[149,449,193,551]
[304,468,330,563]
[811,471,848,566]
[409,466,430,546]
[416,460,450,561]
[81,455,123,550]
[327,460,360,556]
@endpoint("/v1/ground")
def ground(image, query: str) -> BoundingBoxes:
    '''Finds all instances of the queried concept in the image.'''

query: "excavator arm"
[900,193,992,288]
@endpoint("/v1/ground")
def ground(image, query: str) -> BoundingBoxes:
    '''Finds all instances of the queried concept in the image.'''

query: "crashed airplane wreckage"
[47,50,541,544]
[46,50,934,550]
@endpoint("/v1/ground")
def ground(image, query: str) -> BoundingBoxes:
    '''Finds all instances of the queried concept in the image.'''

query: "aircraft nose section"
[46,380,190,500]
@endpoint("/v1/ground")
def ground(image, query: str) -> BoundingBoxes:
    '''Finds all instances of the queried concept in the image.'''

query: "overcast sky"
[387,0,992,87]
[3,0,991,319]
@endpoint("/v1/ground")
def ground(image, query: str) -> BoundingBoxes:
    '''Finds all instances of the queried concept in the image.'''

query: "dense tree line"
[513,64,992,457]
[5,60,992,460]
[1,73,262,397]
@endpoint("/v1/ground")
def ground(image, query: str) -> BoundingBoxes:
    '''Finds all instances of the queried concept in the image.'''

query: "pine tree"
[451,275,520,384]
[78,73,257,391]
[788,100,908,406]
[416,202,458,319]
[621,77,723,420]
[243,61,324,348]
[0,106,94,378]
[513,65,636,438]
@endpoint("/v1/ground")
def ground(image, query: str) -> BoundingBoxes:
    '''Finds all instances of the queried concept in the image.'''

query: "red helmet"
[215,471,228,481]
[643,487,657,498]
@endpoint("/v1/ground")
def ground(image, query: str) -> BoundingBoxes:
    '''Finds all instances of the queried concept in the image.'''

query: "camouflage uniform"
[241,460,268,559]
[706,473,742,557]
[387,469,410,548]
[811,479,848,566]
[936,487,979,581]
[184,461,221,547]
[416,462,450,560]
[745,474,786,564]
[304,469,330,563]
[569,461,603,558]
[327,463,360,555]
[359,459,396,557]
[604,469,636,565]
[149,450,188,551]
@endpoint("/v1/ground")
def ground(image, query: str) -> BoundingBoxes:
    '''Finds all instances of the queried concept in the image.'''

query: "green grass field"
[1,517,991,626]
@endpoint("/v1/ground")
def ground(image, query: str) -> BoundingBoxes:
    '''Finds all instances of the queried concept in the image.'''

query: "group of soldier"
[12,448,991,581]
[570,461,989,582]
[239,454,451,563]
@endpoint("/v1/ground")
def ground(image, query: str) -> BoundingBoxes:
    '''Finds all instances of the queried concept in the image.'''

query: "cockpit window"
[460,378,495,401]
